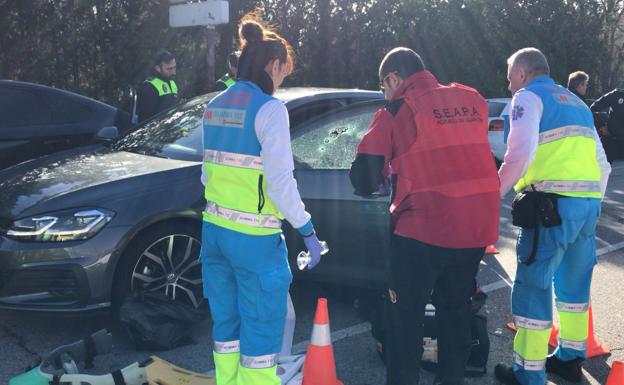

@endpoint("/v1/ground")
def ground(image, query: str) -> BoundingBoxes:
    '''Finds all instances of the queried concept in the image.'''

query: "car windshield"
[111,94,216,161]
[488,101,508,117]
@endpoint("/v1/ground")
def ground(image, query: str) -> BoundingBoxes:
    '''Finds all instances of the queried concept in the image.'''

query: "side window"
[288,100,344,130]
[49,96,96,124]
[291,101,382,170]
[0,88,52,128]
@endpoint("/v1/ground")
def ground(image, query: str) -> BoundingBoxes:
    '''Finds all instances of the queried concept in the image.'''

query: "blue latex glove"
[303,233,324,270]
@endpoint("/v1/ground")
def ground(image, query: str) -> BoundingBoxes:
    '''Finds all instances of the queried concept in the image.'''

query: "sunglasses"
[379,72,397,91]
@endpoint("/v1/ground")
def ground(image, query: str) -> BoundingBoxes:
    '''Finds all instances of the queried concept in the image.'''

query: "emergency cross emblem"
[512,105,524,121]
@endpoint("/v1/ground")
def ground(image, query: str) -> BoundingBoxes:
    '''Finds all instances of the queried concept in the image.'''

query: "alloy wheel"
[131,233,204,308]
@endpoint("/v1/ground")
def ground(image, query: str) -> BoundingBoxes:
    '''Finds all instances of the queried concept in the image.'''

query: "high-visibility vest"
[391,79,500,207]
[514,76,601,198]
[202,81,284,235]
[217,74,235,88]
[146,77,178,96]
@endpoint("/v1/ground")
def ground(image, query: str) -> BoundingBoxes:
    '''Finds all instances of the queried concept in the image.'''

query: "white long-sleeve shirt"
[201,98,311,229]
[498,89,611,198]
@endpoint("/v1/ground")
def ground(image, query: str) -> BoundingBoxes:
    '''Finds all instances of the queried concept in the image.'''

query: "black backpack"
[366,289,490,376]
[119,291,208,351]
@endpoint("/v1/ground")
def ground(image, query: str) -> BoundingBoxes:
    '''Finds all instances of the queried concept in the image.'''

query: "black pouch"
[511,185,562,229]
[511,191,539,228]
[511,185,562,265]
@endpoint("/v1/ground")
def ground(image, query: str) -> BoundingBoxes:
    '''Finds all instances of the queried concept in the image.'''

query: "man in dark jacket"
[567,71,589,105]
[350,47,500,385]
[591,88,624,161]
[136,51,179,123]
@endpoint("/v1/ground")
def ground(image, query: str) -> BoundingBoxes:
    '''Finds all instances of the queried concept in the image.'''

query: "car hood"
[0,147,199,219]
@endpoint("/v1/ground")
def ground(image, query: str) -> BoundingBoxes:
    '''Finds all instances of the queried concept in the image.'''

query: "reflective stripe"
[204,149,263,170]
[310,323,332,346]
[205,201,282,229]
[241,354,278,369]
[534,180,600,193]
[514,352,546,371]
[560,338,587,351]
[214,340,240,354]
[556,300,589,313]
[514,315,552,330]
[538,125,595,144]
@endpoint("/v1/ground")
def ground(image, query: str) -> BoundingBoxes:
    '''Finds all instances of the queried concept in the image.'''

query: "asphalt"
[1,160,623,385]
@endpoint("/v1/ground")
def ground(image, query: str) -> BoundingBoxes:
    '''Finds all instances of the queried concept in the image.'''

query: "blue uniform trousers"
[511,197,601,385]
[200,221,292,384]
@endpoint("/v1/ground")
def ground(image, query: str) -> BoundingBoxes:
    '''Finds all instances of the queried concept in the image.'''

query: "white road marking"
[292,322,372,354]
[481,279,512,293]
[596,240,624,256]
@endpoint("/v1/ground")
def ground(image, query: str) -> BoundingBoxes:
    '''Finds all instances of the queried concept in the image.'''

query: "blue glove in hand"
[303,233,324,270]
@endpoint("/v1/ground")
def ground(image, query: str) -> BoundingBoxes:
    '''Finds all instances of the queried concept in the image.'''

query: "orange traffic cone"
[606,360,624,385]
[586,306,610,358]
[485,244,500,254]
[302,298,343,385]
[548,319,560,348]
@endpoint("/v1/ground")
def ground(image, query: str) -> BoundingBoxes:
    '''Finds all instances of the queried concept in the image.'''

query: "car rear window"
[0,88,52,128]
[488,101,507,117]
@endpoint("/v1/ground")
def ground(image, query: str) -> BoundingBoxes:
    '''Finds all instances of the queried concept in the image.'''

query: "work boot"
[494,364,522,385]
[545,355,583,383]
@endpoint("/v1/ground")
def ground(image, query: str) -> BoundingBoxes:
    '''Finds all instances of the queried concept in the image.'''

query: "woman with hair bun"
[199,12,325,385]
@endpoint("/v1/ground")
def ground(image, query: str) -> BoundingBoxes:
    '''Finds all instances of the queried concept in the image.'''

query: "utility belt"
[511,185,563,265]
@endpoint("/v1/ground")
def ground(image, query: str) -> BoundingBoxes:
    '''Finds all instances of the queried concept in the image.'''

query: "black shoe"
[546,355,583,383]
[494,364,522,385]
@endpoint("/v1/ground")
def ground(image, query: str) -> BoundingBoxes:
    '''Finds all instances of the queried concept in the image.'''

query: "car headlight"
[6,209,114,242]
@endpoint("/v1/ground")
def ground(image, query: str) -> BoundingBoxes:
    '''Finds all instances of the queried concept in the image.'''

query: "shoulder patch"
[385,99,405,117]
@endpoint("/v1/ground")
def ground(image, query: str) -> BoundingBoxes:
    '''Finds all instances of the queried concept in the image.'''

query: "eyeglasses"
[379,72,397,91]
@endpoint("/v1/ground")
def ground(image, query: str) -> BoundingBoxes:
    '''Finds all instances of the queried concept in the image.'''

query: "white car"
[487,97,511,165]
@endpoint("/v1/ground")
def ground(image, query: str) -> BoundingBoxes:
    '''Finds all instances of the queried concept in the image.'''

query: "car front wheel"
[113,221,205,310]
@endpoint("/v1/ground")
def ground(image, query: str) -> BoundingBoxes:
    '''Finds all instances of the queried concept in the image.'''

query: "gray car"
[0,88,385,313]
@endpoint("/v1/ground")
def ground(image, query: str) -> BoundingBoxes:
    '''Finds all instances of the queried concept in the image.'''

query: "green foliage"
[0,0,621,108]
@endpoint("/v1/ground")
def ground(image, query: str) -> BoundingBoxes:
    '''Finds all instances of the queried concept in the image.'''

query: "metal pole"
[206,26,217,90]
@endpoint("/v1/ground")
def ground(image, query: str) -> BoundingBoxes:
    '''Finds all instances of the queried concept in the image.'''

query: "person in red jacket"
[350,47,500,385]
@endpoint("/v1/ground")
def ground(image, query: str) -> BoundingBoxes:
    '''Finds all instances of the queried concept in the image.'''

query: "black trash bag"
[367,286,490,376]
[119,291,208,351]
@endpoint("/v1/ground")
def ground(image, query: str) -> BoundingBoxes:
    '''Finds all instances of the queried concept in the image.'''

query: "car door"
[286,100,390,289]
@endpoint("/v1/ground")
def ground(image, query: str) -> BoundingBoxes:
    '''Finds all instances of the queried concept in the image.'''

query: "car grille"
[0,269,82,299]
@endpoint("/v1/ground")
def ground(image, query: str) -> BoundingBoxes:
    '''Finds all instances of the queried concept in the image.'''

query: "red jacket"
[350,70,499,248]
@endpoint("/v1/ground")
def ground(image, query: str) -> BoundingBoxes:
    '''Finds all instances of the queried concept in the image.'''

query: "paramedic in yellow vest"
[495,48,611,385]
[200,14,326,385]
[137,51,179,123]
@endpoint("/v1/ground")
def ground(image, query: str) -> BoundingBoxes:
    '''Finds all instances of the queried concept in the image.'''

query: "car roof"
[0,79,117,111]
[275,87,382,103]
[487,97,511,103]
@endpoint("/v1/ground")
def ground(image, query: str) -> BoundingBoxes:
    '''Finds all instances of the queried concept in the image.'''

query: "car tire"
[112,221,206,312]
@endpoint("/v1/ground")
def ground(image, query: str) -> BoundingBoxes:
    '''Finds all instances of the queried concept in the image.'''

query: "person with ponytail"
[199,13,325,385]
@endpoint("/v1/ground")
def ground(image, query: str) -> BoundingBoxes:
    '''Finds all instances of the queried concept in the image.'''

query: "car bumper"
[0,225,128,312]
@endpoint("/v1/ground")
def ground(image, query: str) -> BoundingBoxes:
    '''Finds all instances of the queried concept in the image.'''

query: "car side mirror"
[96,126,119,142]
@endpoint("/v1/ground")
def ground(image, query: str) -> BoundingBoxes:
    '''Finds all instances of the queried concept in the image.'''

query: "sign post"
[169,1,229,91]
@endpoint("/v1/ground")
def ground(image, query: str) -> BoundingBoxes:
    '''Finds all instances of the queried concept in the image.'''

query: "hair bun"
[240,21,263,44]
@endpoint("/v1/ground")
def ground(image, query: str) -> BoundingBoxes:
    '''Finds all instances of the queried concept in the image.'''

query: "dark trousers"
[385,235,484,385]
[600,135,623,163]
